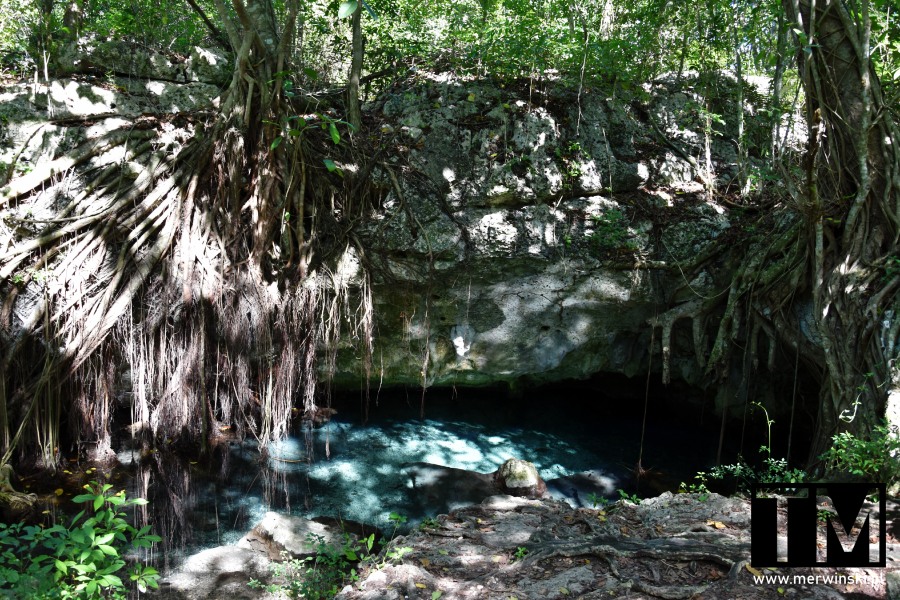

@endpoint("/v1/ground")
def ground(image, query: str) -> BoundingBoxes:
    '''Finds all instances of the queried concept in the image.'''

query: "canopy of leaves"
[1,0,896,102]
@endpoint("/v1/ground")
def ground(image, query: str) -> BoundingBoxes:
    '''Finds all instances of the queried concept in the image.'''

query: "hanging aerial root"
[647,297,705,384]
[0,129,156,205]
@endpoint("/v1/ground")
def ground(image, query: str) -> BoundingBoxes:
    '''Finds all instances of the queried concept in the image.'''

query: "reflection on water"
[113,391,711,568]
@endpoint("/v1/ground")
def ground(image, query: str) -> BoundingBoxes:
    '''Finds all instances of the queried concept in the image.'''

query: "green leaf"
[72,494,92,504]
[361,0,378,19]
[338,0,358,18]
[432,592,443,599]
[323,159,338,172]
[93,495,104,511]
[100,573,123,588]
[329,123,341,144]
[98,544,118,556]
[71,563,95,574]
[270,136,283,151]
[130,498,149,506]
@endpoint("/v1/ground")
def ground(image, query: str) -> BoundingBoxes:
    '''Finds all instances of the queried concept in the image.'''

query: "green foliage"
[555,141,588,190]
[695,403,808,495]
[378,512,412,565]
[585,492,609,508]
[616,489,640,504]
[512,546,528,561]
[387,511,407,526]
[419,516,440,530]
[588,208,635,255]
[678,473,711,501]
[707,453,807,495]
[249,533,372,600]
[0,481,160,599]
[820,422,900,486]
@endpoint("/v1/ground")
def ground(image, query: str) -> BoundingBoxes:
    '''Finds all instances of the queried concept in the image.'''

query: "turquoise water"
[115,389,714,565]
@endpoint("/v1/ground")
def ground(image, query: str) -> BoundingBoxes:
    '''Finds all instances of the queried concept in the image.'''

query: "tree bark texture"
[784,0,900,460]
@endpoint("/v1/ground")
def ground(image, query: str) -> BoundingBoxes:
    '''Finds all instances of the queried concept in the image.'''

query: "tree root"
[523,532,747,570]
[0,129,156,205]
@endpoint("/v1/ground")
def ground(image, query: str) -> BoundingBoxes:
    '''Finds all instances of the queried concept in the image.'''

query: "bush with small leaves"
[821,422,900,488]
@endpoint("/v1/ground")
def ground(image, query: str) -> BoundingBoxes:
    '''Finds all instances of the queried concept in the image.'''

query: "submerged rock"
[402,462,499,516]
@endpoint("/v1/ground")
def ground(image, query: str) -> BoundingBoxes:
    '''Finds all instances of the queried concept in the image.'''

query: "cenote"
[30,376,809,572]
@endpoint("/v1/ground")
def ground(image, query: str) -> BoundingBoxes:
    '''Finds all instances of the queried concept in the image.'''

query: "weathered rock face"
[330,72,789,408]
[55,39,231,85]
[0,78,215,193]
[0,61,804,413]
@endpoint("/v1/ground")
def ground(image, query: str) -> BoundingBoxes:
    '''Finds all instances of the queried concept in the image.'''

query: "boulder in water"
[493,458,546,498]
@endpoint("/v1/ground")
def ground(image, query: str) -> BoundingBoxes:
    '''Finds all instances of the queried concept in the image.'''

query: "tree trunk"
[784,0,900,462]
[348,6,363,131]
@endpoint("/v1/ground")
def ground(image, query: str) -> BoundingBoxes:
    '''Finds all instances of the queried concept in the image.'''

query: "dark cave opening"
[328,365,822,496]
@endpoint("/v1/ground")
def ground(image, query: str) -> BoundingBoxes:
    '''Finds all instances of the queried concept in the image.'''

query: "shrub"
[0,481,161,598]
[820,422,900,487]
[249,533,374,600]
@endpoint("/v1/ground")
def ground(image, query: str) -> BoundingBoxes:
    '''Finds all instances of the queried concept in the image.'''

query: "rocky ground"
[154,491,899,599]
[332,493,899,600]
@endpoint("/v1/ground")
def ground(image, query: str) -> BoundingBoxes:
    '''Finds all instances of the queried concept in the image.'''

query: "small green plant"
[249,532,373,600]
[588,208,636,255]
[817,508,837,524]
[0,481,160,598]
[554,141,589,189]
[678,472,711,501]
[383,544,413,562]
[585,492,609,508]
[378,512,412,565]
[419,516,441,530]
[704,403,807,495]
[512,546,528,561]
[616,489,640,504]
[387,511,407,527]
[820,421,900,486]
